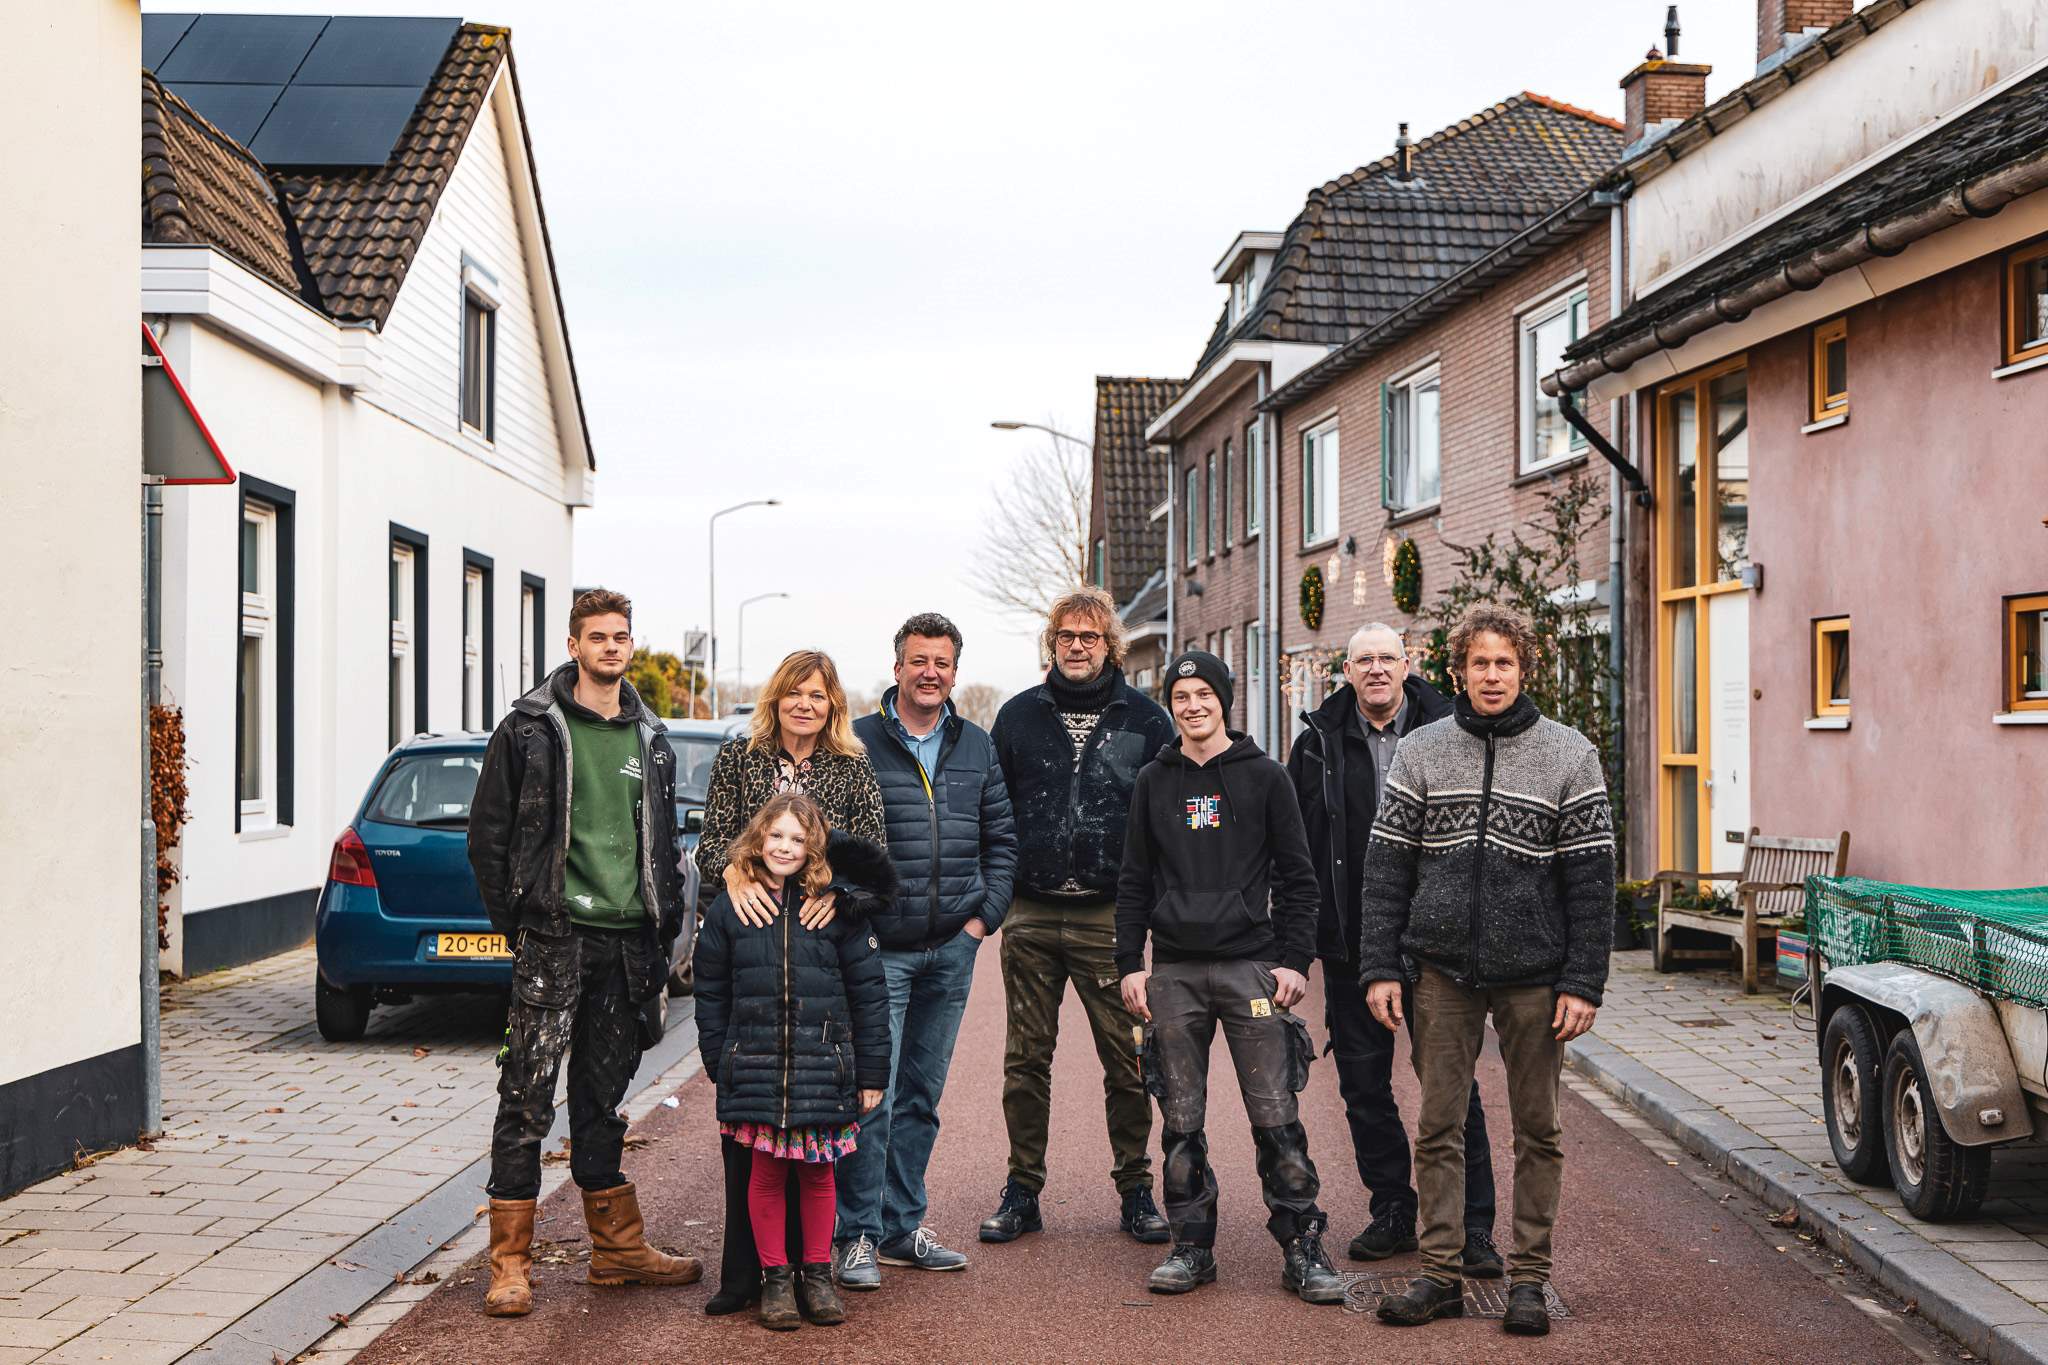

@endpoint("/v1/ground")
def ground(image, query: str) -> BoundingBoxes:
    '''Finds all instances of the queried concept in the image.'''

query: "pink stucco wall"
[1747,253,2048,888]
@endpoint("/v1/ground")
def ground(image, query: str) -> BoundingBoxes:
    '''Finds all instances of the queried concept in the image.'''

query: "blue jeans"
[834,928,980,1246]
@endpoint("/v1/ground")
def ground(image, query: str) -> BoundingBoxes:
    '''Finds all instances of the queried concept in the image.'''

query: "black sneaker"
[1120,1188,1169,1244]
[1147,1244,1218,1294]
[978,1179,1043,1244]
[1282,1226,1346,1305]
[1461,1227,1503,1279]
[1503,1282,1551,1336]
[1348,1212,1418,1262]
[1375,1275,1465,1326]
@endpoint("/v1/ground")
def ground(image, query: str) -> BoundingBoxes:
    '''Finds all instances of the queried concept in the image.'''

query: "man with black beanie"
[1114,650,1343,1305]
[983,587,1175,1247]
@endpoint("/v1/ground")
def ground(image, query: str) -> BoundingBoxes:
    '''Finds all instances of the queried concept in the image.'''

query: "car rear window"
[670,735,723,800]
[367,753,483,827]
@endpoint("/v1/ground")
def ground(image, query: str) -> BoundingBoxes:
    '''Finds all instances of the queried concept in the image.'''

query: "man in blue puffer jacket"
[831,613,1018,1289]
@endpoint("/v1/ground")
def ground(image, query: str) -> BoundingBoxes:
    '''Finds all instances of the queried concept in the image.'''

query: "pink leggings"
[747,1150,836,1267]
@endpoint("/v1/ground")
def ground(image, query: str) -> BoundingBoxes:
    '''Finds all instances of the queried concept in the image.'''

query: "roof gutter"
[1547,144,2048,396]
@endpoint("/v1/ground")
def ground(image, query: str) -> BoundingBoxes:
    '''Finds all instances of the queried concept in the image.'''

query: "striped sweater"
[1354,697,1615,1005]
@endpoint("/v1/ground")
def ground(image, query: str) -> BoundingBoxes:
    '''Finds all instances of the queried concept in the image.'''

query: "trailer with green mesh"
[1810,877,2048,1222]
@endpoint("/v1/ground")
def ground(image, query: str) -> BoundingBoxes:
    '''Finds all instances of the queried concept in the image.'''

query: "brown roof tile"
[1094,376,1185,604]
[273,24,508,328]
[141,72,305,299]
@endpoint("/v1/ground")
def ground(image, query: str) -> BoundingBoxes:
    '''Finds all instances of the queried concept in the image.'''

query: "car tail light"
[330,828,377,888]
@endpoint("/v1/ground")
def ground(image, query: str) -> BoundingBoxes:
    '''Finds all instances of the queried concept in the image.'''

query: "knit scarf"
[1045,663,1122,713]
[1452,691,1540,739]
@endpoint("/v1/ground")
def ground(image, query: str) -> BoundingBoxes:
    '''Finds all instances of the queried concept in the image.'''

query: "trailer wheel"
[1883,1031,1990,1221]
[1822,1005,1887,1184]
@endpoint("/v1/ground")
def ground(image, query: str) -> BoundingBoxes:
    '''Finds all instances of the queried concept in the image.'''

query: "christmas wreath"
[1392,537,1422,615]
[1300,565,1325,630]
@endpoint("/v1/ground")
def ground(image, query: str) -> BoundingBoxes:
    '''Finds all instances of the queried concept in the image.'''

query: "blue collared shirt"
[886,696,950,781]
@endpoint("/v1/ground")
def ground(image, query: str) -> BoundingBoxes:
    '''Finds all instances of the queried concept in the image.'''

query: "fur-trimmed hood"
[825,829,897,921]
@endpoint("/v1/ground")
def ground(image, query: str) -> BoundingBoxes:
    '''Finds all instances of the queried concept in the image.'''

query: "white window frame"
[1386,365,1441,514]
[1301,417,1340,548]
[1244,420,1263,536]
[1204,451,1216,558]
[1218,626,1234,720]
[462,565,486,730]
[1184,464,1199,568]
[1519,285,1590,474]
[239,502,279,827]
[1246,621,1263,746]
[1232,268,1255,323]
[461,288,497,440]
[519,584,536,692]
[390,543,417,748]
[1219,439,1232,551]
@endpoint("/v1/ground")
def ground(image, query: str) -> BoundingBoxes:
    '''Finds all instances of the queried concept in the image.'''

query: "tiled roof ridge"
[1521,90,1624,132]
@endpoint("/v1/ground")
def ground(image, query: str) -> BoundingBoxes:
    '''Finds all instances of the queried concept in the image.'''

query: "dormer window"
[1215,232,1283,327]
[1233,269,1256,323]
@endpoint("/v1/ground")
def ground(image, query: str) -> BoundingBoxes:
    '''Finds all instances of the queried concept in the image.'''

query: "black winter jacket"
[992,668,1175,905]
[1285,675,1453,963]
[695,831,895,1130]
[468,665,682,1006]
[1114,733,1321,978]
[854,691,1018,949]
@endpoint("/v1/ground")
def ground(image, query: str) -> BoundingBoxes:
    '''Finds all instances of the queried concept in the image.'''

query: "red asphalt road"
[358,945,1915,1364]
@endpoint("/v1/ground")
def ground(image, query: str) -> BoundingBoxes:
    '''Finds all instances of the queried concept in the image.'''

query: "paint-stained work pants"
[487,925,645,1201]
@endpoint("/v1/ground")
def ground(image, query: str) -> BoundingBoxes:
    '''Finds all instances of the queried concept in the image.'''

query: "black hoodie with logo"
[1112,732,1321,979]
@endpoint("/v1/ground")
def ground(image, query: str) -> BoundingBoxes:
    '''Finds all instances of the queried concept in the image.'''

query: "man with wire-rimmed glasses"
[1285,624,1502,1276]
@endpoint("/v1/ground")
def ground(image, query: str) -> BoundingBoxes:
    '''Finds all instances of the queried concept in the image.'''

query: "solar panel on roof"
[142,13,197,71]
[293,17,460,87]
[156,14,328,85]
[166,83,286,145]
[249,84,422,167]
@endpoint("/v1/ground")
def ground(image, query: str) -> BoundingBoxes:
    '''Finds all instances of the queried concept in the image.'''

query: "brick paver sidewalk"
[1586,950,2048,1308]
[0,947,658,1364]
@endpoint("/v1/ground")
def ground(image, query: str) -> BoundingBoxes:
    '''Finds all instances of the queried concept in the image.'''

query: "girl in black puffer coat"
[695,794,893,1331]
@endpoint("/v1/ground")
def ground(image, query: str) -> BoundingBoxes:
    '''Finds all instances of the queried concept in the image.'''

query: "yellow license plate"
[435,932,510,960]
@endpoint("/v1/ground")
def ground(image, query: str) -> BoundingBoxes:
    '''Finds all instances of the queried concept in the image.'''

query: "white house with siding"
[140,15,593,975]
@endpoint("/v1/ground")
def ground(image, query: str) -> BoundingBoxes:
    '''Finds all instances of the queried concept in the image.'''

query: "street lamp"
[709,498,781,717]
[991,419,1091,450]
[735,592,789,701]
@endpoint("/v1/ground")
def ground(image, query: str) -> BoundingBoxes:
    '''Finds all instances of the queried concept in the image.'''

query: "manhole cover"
[1676,1017,1733,1028]
[1340,1273,1570,1320]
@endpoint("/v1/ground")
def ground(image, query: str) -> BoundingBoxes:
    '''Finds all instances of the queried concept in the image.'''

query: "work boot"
[1120,1187,1170,1244]
[1461,1227,1504,1279]
[581,1182,703,1286]
[1348,1211,1418,1262]
[483,1197,535,1317]
[757,1265,800,1331]
[833,1234,880,1291]
[1503,1282,1551,1336]
[1283,1225,1346,1305]
[1147,1244,1218,1294]
[795,1262,845,1326]
[979,1179,1043,1243]
[1375,1275,1465,1326]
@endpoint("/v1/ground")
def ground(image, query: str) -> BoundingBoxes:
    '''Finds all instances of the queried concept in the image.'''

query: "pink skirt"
[721,1120,860,1164]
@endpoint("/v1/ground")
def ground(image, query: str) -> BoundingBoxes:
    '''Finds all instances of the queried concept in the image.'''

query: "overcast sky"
[153,0,1767,700]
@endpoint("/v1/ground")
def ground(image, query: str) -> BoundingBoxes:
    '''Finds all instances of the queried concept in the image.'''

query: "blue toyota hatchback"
[314,732,700,1042]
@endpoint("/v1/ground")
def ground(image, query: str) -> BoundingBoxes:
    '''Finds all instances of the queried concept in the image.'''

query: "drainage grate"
[1676,1017,1733,1028]
[1341,1273,1570,1319]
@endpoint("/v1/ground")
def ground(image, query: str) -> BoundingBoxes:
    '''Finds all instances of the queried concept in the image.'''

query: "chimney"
[1393,122,1413,180]
[1620,32,1711,148]
[1758,0,1853,68]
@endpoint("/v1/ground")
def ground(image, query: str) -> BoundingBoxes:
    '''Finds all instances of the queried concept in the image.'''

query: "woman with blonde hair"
[693,648,886,1315]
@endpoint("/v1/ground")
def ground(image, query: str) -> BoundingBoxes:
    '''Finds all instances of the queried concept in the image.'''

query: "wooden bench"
[1652,831,1851,994]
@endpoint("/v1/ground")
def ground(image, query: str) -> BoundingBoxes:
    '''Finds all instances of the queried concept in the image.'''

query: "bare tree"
[969,428,1091,621]
[952,682,1003,730]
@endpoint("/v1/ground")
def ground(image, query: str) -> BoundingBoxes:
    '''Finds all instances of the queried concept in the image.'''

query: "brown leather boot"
[582,1182,703,1286]
[795,1262,845,1325]
[758,1265,801,1330]
[484,1198,535,1317]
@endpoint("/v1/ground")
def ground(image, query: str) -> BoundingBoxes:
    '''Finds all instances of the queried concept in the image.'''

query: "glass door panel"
[1712,370,1750,582]
[1669,390,1699,588]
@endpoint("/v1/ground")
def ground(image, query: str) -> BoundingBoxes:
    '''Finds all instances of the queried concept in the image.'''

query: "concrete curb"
[179,1002,703,1365]
[1566,1033,2048,1364]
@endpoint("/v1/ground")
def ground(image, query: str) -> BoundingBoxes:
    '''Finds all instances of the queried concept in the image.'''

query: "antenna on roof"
[1664,4,1681,58]
[1394,122,1413,180]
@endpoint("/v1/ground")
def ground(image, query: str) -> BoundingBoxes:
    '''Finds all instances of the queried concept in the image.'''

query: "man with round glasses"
[982,587,1176,1248]
[1286,624,1502,1275]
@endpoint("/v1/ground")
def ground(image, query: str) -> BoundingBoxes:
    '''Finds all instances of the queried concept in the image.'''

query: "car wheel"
[316,976,373,1043]
[1883,1030,1990,1221]
[668,959,694,999]
[1821,1005,1887,1184]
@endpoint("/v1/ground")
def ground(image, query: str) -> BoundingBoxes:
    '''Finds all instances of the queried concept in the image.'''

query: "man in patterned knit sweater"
[1359,605,1614,1339]
[982,587,1176,1246]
